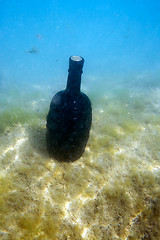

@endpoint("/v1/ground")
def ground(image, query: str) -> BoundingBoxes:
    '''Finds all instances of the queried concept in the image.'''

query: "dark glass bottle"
[46,56,92,161]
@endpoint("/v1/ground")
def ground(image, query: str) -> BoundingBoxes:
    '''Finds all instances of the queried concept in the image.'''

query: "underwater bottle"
[46,56,92,161]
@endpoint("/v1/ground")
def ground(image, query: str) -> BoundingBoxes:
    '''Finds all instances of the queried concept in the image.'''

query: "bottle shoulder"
[47,90,92,130]
[80,92,92,106]
[50,90,65,106]
[50,90,91,107]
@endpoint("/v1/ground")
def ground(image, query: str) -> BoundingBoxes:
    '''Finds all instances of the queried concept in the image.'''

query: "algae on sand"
[0,85,160,239]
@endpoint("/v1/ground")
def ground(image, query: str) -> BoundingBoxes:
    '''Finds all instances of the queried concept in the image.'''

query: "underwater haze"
[0,0,160,239]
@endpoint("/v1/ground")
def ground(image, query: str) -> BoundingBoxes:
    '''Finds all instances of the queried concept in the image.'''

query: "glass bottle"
[46,56,92,161]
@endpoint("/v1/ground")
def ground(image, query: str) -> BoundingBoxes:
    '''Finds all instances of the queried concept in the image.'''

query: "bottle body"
[46,56,92,161]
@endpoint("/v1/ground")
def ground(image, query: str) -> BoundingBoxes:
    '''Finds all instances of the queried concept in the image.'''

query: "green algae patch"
[94,135,112,148]
[41,215,60,239]
[106,103,128,118]
[0,175,12,211]
[0,107,39,133]
[100,125,122,140]
[144,131,160,159]
[0,85,48,134]
[17,212,41,236]
[120,119,139,133]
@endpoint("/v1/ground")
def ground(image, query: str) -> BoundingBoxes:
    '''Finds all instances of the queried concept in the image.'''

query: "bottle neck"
[66,56,84,95]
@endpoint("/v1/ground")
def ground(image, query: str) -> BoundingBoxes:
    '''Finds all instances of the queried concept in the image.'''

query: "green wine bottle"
[46,56,92,161]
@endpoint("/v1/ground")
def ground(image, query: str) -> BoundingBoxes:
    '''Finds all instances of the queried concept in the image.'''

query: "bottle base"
[46,128,87,162]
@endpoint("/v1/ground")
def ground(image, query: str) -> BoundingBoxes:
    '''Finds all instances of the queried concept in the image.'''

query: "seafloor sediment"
[0,83,160,239]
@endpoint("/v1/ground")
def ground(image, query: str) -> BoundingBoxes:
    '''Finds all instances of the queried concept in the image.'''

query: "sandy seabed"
[0,84,160,240]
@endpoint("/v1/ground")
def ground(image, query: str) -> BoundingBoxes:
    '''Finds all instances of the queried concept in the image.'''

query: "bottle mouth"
[71,56,82,61]
[69,56,84,73]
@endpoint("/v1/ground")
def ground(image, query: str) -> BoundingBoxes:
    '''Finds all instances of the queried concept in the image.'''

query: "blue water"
[0,0,160,87]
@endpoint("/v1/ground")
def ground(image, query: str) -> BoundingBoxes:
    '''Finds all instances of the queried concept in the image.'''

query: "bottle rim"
[71,56,82,61]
